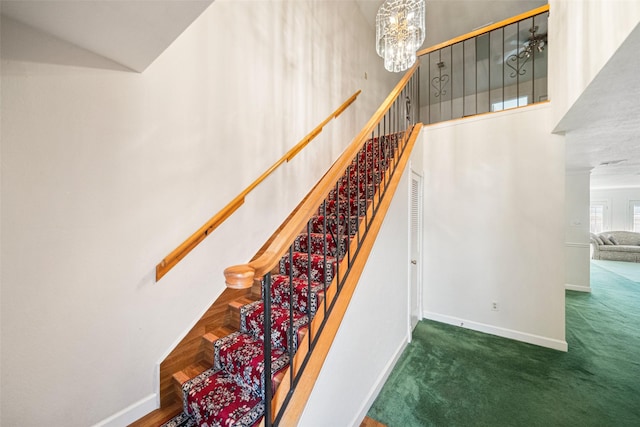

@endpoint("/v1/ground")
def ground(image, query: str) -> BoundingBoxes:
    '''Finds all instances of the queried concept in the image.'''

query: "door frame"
[408,168,424,340]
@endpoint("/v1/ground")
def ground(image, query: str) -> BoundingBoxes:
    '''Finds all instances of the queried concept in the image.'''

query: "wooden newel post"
[224,265,255,289]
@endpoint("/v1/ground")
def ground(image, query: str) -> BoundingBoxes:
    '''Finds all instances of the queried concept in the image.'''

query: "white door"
[409,170,423,334]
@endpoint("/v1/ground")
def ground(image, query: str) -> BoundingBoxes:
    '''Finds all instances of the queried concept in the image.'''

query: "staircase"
[131,64,420,427]
[161,134,401,426]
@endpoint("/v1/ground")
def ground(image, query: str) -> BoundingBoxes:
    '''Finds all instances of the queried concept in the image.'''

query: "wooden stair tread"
[183,360,211,379]
[212,325,236,337]
[228,296,256,330]
[201,333,217,366]
[173,360,212,386]
[202,332,218,343]
[228,296,255,310]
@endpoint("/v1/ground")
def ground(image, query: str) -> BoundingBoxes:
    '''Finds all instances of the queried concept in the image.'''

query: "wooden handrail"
[155,90,361,282]
[224,65,419,289]
[416,4,550,57]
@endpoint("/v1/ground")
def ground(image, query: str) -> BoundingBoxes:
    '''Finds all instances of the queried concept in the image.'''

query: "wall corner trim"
[565,242,590,248]
[565,284,592,293]
[348,334,410,427]
[91,393,158,427]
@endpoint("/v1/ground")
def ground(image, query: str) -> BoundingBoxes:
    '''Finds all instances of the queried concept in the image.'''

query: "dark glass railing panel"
[420,10,548,124]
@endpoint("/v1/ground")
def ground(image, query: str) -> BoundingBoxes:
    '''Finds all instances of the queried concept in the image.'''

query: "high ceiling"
[555,23,640,189]
[2,0,638,189]
[358,0,640,189]
[356,0,546,47]
[0,0,213,72]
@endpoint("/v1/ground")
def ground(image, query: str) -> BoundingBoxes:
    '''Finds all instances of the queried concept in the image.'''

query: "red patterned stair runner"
[164,135,397,427]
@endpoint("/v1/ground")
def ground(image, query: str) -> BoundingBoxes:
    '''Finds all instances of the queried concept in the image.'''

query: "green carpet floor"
[367,261,640,426]
[592,259,640,283]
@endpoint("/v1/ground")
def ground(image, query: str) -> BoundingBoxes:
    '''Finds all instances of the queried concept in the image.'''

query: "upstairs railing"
[224,65,421,425]
[419,4,549,124]
[155,90,361,281]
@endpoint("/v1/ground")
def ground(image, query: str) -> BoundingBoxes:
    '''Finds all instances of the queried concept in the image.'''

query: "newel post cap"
[224,264,255,289]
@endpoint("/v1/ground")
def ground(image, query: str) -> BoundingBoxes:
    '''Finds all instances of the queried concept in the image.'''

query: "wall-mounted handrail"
[155,90,361,282]
[416,4,549,57]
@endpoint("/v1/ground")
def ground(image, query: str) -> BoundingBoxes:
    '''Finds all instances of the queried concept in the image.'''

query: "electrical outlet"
[491,302,499,311]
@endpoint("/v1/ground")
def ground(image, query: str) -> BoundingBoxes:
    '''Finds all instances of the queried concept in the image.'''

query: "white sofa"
[590,231,640,262]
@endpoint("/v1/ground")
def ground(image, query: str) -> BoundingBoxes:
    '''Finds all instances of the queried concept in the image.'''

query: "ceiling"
[0,0,213,72]
[357,0,640,189]
[555,23,640,189]
[356,0,546,47]
[2,0,638,189]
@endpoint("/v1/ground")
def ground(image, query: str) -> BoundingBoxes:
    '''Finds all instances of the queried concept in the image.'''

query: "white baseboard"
[422,311,568,352]
[92,393,158,427]
[565,283,592,292]
[565,242,590,248]
[349,334,409,427]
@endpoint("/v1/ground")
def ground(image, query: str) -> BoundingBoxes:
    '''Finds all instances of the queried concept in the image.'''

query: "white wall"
[550,0,640,297]
[300,142,419,427]
[549,0,640,125]
[591,187,640,232]
[565,170,591,292]
[421,103,567,351]
[0,1,399,425]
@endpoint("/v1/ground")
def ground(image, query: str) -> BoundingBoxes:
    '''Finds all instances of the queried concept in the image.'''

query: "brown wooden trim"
[224,65,418,288]
[360,416,388,427]
[156,196,245,281]
[278,123,423,425]
[417,4,550,57]
[155,90,362,282]
[333,90,361,117]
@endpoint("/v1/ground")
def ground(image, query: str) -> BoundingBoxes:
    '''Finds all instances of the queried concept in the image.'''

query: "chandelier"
[376,0,426,73]
[506,26,547,78]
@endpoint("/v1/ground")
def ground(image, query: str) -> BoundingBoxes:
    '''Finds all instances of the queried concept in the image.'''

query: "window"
[590,205,604,233]
[629,201,640,232]
[590,201,609,233]
[492,96,528,112]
